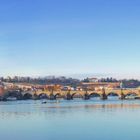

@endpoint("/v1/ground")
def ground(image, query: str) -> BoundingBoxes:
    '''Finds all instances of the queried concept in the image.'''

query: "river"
[0,97,140,140]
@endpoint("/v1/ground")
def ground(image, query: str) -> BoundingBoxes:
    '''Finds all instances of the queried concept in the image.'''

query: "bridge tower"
[120,81,124,89]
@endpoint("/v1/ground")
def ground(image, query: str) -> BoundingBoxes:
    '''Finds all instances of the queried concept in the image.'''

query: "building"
[80,82,121,91]
[88,78,99,82]
[0,85,4,96]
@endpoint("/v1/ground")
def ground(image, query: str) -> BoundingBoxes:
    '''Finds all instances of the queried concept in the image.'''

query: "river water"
[0,98,140,140]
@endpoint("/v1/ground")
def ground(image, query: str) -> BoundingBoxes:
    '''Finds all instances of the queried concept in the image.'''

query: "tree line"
[1,76,140,88]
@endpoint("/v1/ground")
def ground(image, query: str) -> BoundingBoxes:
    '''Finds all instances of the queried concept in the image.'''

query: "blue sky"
[0,0,140,78]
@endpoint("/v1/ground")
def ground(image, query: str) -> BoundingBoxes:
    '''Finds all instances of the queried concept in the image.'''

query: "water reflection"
[0,99,140,118]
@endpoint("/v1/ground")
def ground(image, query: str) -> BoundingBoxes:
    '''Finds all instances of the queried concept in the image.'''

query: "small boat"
[42,101,47,104]
[42,100,60,104]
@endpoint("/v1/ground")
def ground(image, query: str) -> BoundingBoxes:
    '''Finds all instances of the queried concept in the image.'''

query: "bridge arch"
[38,93,49,99]
[23,93,32,100]
[89,93,100,98]
[125,92,137,96]
[72,93,83,98]
[107,92,119,97]
[6,91,23,100]
[54,93,62,98]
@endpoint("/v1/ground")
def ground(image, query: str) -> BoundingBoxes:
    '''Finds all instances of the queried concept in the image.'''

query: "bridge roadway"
[21,88,140,100]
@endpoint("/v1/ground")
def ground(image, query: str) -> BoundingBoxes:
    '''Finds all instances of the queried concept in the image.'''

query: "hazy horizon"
[1,73,140,80]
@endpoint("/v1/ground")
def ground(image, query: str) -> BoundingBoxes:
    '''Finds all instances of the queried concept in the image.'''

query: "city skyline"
[0,0,140,78]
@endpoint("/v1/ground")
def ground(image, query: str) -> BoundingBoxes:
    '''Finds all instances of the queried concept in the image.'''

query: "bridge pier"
[119,89,125,100]
[49,93,56,100]
[83,93,90,100]
[33,94,39,100]
[48,88,56,100]
[65,90,73,100]
[83,90,90,100]
[100,93,107,100]
[100,88,107,100]
[65,93,73,100]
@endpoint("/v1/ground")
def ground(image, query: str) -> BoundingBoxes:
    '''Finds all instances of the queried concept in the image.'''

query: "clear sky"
[0,0,140,78]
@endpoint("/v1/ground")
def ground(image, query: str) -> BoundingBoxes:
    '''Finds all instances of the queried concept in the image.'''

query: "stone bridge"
[21,88,140,100]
